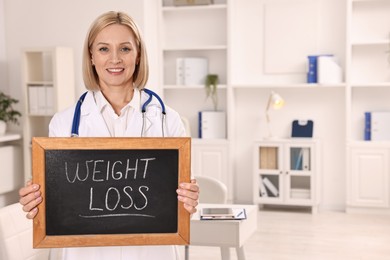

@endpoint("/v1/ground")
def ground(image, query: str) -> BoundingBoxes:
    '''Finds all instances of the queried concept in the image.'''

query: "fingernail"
[33,185,39,190]
[180,183,185,188]
[29,208,37,216]
[34,191,40,197]
[36,197,42,203]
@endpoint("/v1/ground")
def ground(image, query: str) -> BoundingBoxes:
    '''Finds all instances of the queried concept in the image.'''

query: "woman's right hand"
[19,180,42,219]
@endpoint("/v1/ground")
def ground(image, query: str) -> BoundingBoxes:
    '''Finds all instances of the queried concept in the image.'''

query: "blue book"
[364,112,371,141]
[198,111,203,138]
[307,55,318,83]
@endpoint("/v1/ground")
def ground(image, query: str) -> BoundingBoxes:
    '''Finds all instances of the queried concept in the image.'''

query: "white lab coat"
[49,89,186,138]
[48,89,185,260]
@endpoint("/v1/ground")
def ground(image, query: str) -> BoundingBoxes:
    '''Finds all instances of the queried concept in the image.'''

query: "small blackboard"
[32,137,191,248]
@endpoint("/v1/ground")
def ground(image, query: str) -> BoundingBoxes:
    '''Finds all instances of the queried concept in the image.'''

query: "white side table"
[190,204,257,260]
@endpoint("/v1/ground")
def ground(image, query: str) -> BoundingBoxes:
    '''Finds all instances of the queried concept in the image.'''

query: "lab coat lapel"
[79,92,111,137]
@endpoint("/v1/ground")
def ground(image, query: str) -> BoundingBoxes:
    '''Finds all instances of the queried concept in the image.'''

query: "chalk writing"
[63,157,156,218]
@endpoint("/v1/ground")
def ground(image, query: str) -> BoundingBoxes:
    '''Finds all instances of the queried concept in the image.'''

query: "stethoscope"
[71,88,166,137]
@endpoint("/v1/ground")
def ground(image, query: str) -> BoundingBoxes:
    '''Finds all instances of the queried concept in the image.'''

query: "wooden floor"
[180,208,390,260]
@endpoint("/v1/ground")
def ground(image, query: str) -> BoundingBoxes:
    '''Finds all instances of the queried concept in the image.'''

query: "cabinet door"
[349,148,389,208]
[284,144,315,205]
[254,143,284,204]
[192,142,230,200]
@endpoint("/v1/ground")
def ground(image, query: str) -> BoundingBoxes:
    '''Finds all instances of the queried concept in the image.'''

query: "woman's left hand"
[177,179,199,214]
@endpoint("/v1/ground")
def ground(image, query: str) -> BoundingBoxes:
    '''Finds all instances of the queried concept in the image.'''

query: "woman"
[19,11,199,260]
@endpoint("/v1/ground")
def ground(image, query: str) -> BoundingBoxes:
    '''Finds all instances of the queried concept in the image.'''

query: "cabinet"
[0,133,22,194]
[191,139,232,201]
[22,47,75,181]
[253,139,320,213]
[158,1,231,196]
[347,146,389,209]
[346,0,390,212]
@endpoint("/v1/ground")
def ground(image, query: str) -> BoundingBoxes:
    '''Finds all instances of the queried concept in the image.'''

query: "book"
[198,111,226,139]
[176,57,208,86]
[364,112,371,141]
[290,188,311,199]
[307,55,318,83]
[370,111,390,141]
[262,177,279,197]
[302,148,310,171]
[28,85,39,114]
[292,148,310,171]
[45,86,54,115]
[200,208,246,220]
[317,55,342,84]
[259,177,268,197]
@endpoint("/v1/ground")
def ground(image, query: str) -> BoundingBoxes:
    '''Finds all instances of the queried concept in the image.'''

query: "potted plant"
[200,74,226,139]
[0,92,22,135]
[205,74,219,111]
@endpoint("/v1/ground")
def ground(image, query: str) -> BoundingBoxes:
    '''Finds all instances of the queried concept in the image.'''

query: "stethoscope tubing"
[71,88,166,137]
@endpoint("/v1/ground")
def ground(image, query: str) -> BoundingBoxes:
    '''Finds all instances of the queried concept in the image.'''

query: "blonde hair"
[82,11,149,90]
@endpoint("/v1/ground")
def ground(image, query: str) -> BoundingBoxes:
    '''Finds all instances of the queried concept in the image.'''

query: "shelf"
[191,138,229,145]
[162,4,227,11]
[232,83,346,89]
[26,81,54,86]
[348,140,390,147]
[0,132,22,143]
[351,82,390,88]
[163,45,227,51]
[164,84,227,90]
[351,40,390,46]
[28,113,55,117]
[352,0,390,3]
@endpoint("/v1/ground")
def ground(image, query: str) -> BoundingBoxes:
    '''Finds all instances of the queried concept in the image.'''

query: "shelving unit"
[346,0,390,212]
[253,139,321,213]
[159,0,229,136]
[158,0,233,201]
[22,47,75,181]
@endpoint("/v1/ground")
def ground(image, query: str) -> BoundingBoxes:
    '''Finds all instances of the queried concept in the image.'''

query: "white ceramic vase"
[0,120,6,135]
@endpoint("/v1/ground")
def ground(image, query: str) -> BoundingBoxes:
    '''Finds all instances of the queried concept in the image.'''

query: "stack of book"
[290,188,310,199]
[28,85,54,115]
[307,55,342,84]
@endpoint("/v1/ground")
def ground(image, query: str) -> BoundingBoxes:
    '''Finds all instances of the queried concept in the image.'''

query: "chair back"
[0,203,50,260]
[195,176,228,204]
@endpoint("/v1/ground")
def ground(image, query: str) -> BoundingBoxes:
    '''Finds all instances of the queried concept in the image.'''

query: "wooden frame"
[32,137,191,248]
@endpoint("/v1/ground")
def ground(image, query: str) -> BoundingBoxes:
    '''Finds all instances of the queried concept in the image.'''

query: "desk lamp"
[265,91,285,139]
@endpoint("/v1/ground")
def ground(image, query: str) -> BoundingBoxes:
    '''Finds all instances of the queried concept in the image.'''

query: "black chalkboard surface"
[32,137,191,248]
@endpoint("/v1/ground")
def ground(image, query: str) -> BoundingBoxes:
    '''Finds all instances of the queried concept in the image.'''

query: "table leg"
[184,245,189,260]
[236,246,246,260]
[220,246,231,260]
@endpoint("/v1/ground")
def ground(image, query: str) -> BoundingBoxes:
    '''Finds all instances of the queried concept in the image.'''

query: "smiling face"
[90,24,139,90]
